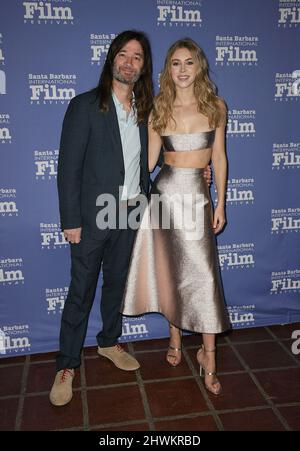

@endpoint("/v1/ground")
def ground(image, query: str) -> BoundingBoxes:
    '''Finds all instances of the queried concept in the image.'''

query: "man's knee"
[62,300,91,327]
[103,271,128,289]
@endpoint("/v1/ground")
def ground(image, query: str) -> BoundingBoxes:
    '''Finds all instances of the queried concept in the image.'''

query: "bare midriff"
[163,147,212,168]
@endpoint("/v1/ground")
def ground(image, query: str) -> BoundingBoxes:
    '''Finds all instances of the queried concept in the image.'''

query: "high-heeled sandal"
[197,345,222,395]
[166,324,182,367]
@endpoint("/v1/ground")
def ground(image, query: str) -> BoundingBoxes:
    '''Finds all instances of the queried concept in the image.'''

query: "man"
[50,30,153,406]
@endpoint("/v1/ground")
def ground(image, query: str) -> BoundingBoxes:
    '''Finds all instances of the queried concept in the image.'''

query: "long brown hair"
[152,38,226,133]
[96,30,154,123]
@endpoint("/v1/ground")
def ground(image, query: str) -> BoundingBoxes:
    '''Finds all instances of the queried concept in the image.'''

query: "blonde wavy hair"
[152,38,226,134]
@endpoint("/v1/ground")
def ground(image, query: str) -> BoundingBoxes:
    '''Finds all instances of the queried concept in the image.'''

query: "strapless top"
[162,130,215,152]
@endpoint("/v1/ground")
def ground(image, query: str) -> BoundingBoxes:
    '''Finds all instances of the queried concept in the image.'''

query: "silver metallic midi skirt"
[121,164,230,334]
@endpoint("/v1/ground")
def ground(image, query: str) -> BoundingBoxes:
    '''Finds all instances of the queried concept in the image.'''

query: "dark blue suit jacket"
[57,89,150,238]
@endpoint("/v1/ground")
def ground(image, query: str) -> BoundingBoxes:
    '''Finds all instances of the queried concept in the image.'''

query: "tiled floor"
[1,323,300,431]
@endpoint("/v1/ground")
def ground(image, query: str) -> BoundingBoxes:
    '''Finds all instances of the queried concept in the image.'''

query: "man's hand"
[64,228,82,244]
[203,164,212,186]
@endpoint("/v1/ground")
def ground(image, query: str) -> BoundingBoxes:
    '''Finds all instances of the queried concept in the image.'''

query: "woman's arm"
[148,112,163,172]
[211,99,228,234]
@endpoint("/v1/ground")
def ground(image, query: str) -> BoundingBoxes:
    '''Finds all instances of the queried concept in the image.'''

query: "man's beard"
[113,64,141,85]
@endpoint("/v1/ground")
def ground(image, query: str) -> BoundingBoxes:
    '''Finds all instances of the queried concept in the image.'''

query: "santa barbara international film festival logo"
[270,269,300,295]
[215,35,258,66]
[119,316,149,343]
[40,222,68,249]
[275,71,300,101]
[0,114,12,144]
[90,33,116,66]
[34,149,58,180]
[23,0,74,25]
[271,207,300,233]
[272,141,300,170]
[217,178,255,206]
[46,287,68,315]
[227,305,256,328]
[28,73,76,105]
[0,258,24,286]
[0,325,31,356]
[278,0,300,27]
[227,109,256,139]
[0,188,18,217]
[218,243,255,271]
[156,0,202,28]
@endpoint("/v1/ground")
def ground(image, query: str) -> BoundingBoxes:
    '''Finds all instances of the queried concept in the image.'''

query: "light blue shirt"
[112,91,141,200]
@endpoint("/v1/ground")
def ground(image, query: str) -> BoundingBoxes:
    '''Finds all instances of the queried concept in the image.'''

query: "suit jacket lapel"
[139,122,148,173]
[104,96,125,171]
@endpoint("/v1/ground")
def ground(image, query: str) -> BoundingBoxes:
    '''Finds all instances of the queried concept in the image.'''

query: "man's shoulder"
[70,88,99,108]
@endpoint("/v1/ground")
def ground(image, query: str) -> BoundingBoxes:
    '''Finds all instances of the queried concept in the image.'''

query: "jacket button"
[120,170,124,176]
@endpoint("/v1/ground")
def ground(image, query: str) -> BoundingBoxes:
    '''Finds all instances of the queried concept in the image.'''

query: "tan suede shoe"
[97,344,140,371]
[49,368,74,406]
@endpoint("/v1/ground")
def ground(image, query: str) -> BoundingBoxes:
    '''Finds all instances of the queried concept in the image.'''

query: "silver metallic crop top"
[162,130,215,152]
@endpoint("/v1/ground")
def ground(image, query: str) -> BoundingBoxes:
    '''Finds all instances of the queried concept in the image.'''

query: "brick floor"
[0,323,299,431]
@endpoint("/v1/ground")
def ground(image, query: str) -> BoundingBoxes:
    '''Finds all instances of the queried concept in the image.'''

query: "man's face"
[113,39,144,85]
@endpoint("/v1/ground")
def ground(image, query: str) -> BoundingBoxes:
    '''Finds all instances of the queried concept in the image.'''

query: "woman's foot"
[197,345,222,395]
[166,324,182,367]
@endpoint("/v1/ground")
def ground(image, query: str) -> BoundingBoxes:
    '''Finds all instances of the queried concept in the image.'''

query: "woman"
[121,38,231,395]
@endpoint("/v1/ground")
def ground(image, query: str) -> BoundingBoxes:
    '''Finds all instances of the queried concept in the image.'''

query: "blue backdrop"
[0,0,299,357]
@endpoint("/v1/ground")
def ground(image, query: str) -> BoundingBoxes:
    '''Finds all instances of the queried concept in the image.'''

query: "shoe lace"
[116,344,124,353]
[60,369,73,383]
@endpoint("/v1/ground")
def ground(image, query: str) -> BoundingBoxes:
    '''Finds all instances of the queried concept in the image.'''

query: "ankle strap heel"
[197,345,221,396]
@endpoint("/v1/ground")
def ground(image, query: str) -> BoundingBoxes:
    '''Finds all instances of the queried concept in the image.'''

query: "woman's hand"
[213,205,226,234]
[203,164,211,186]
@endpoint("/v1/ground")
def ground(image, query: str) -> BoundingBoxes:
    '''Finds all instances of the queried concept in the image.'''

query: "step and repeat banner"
[0,0,299,357]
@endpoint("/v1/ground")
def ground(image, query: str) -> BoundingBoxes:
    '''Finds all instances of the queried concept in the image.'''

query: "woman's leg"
[197,333,222,395]
[166,323,182,366]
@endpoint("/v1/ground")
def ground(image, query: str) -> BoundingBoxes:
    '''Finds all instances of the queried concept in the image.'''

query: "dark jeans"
[56,213,137,371]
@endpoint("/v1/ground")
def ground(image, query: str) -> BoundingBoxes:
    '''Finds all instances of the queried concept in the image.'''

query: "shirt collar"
[112,90,135,110]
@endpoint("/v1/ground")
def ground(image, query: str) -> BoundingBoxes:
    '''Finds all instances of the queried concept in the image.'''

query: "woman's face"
[169,47,199,89]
